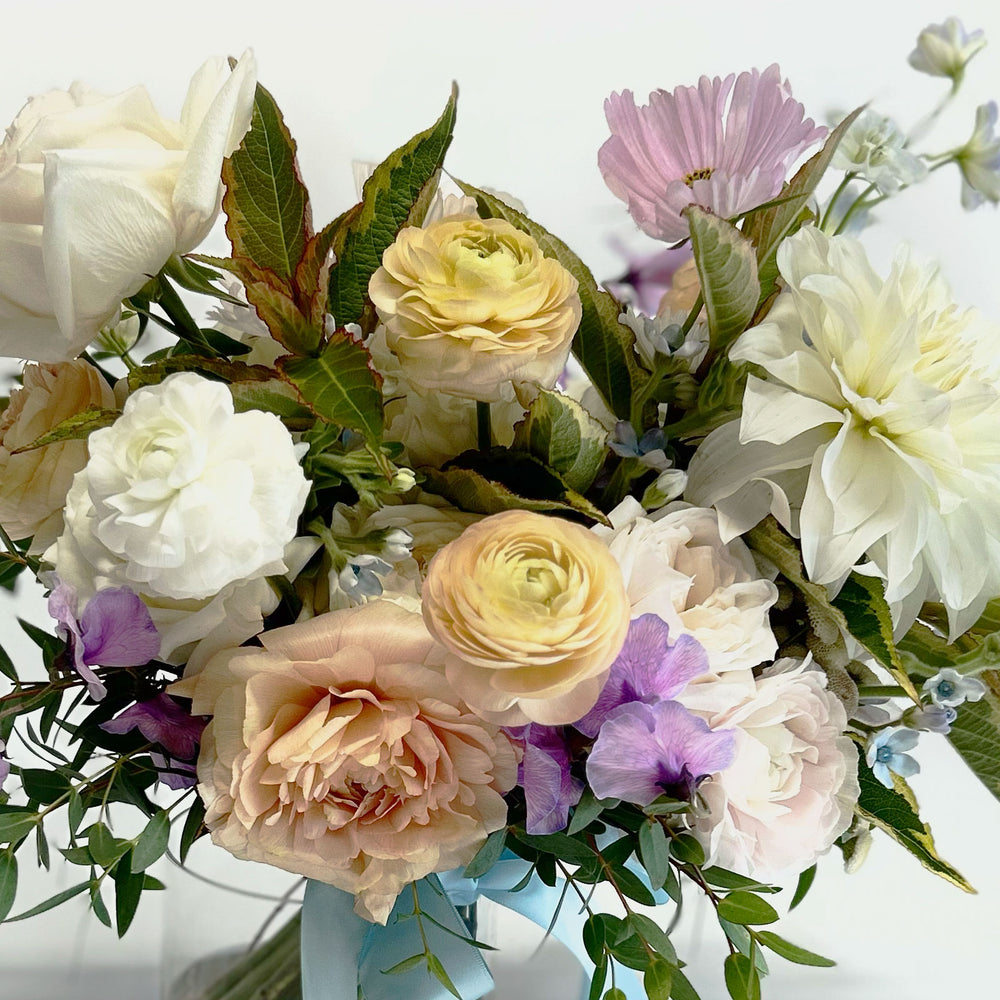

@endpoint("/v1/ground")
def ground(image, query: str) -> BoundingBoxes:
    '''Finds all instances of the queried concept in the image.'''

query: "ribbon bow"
[301,852,649,1000]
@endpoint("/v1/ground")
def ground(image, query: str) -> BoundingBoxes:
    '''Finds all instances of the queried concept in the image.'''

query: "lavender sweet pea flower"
[587,700,735,806]
[102,693,208,791]
[48,582,160,700]
[575,614,708,737]
[516,724,584,835]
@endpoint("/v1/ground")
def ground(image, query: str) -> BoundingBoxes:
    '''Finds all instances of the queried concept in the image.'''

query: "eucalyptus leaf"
[462,828,506,878]
[756,931,836,967]
[638,820,670,890]
[716,891,779,926]
[0,852,17,921]
[789,864,817,911]
[131,811,171,873]
[0,810,38,845]
[568,790,611,835]
[643,959,673,1000]
[4,880,89,921]
[723,953,760,1000]
[113,851,144,936]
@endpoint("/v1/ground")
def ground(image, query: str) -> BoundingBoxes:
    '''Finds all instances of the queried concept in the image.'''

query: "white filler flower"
[687,226,1000,637]
[50,372,310,602]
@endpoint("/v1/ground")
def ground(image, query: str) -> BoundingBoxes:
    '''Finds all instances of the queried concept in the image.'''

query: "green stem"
[857,685,908,699]
[476,401,492,451]
[832,181,878,235]
[819,172,857,232]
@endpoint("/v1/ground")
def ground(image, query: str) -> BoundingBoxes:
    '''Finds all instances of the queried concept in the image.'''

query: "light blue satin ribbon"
[301,851,653,1000]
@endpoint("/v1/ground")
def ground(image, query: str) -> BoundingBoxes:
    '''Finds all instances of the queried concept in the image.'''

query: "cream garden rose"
[680,659,860,880]
[0,52,256,362]
[186,602,516,924]
[369,215,581,402]
[421,510,630,725]
[0,360,116,550]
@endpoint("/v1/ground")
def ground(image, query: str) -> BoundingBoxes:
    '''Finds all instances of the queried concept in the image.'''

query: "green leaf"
[512,388,609,493]
[279,332,384,444]
[604,990,628,1000]
[179,797,206,864]
[643,959,673,1000]
[0,554,27,592]
[833,574,919,701]
[700,868,780,893]
[756,931,835,967]
[0,810,38,845]
[90,883,112,929]
[723,953,760,1000]
[638,820,670,890]
[667,833,705,866]
[518,832,595,866]
[789,864,817,911]
[946,671,1000,802]
[610,865,657,906]
[684,207,760,353]
[20,769,70,806]
[583,914,607,965]
[242,277,322,356]
[853,743,974,892]
[627,913,677,965]
[0,643,17,683]
[113,851,144,936]
[455,180,648,421]
[8,407,119,453]
[222,82,311,281]
[131,811,170,873]
[88,822,129,868]
[35,824,50,871]
[426,953,462,1000]
[462,828,506,879]
[4,881,89,921]
[328,85,458,329]
[0,852,17,921]
[588,956,608,1000]
[607,932,650,970]
[668,968,702,1000]
[422,452,610,525]
[381,953,425,976]
[568,790,612,836]
[743,108,863,306]
[716,891,780,926]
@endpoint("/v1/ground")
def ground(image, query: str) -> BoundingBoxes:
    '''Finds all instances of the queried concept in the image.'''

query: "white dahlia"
[687,226,1000,637]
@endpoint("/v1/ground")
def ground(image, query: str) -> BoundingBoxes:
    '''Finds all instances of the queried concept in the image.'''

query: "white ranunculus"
[830,109,928,195]
[687,226,1000,638]
[48,370,311,612]
[0,52,256,363]
[591,497,778,673]
[681,658,859,881]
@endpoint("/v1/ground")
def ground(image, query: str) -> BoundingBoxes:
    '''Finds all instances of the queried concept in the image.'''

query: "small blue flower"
[922,668,986,708]
[608,421,670,471]
[903,703,958,735]
[866,728,921,788]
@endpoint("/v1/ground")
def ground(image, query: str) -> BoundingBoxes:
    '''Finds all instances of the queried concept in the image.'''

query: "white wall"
[3,2,1000,997]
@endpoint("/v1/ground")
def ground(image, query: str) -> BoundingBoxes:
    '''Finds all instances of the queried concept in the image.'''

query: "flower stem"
[476,401,492,451]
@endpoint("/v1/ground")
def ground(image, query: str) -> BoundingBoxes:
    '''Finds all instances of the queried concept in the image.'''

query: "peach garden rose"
[185,601,517,924]
[421,509,631,725]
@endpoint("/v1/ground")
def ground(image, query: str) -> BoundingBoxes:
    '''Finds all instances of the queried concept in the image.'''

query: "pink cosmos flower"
[600,65,825,243]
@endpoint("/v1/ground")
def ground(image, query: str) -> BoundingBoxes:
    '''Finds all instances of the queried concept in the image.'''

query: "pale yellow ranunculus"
[421,509,630,725]
[369,216,581,402]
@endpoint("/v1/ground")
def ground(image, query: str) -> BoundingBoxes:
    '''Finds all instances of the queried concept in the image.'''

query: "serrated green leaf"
[455,180,647,421]
[789,864,816,911]
[685,207,759,354]
[241,278,322,356]
[279,333,383,444]
[0,852,17,921]
[223,82,311,281]
[462,828,506,878]
[833,574,919,701]
[716,891,779,926]
[945,671,1000,803]
[512,389,609,493]
[328,85,458,329]
[113,851,144,936]
[638,821,670,890]
[131,811,170,873]
[743,108,863,307]
[5,880,89,921]
[644,959,673,1000]
[0,810,38,845]
[756,931,835,967]
[723,953,760,1000]
[854,744,973,892]
[8,407,119,453]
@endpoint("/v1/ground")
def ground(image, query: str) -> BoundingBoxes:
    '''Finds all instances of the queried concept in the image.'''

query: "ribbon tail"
[302,880,369,1000]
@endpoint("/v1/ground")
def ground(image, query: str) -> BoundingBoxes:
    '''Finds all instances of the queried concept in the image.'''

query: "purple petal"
[79,588,160,667]
[575,615,709,736]
[101,693,206,760]
[586,700,734,806]
[150,752,198,790]
[517,724,584,835]
[47,581,106,700]
[0,740,9,791]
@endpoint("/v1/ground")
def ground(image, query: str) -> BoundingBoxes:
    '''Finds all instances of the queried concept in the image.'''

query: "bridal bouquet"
[2,16,999,1000]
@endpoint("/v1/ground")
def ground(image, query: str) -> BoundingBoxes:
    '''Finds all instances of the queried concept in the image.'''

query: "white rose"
[681,659,860,881]
[591,498,778,673]
[0,52,257,362]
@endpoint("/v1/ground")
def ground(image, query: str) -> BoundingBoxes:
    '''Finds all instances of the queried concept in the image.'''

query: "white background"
[3,1,1000,997]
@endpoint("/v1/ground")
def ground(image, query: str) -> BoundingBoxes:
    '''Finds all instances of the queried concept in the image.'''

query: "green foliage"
[131,811,171,873]
[789,864,817,910]
[512,389,609,493]
[455,180,648,421]
[945,674,1000,803]
[685,207,760,354]
[5,408,119,453]
[462,828,506,878]
[638,821,670,890]
[724,952,761,1000]
[0,852,17,921]
[853,742,973,892]
[222,82,311,282]
[756,931,836,968]
[327,86,458,330]
[716,891,780,926]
